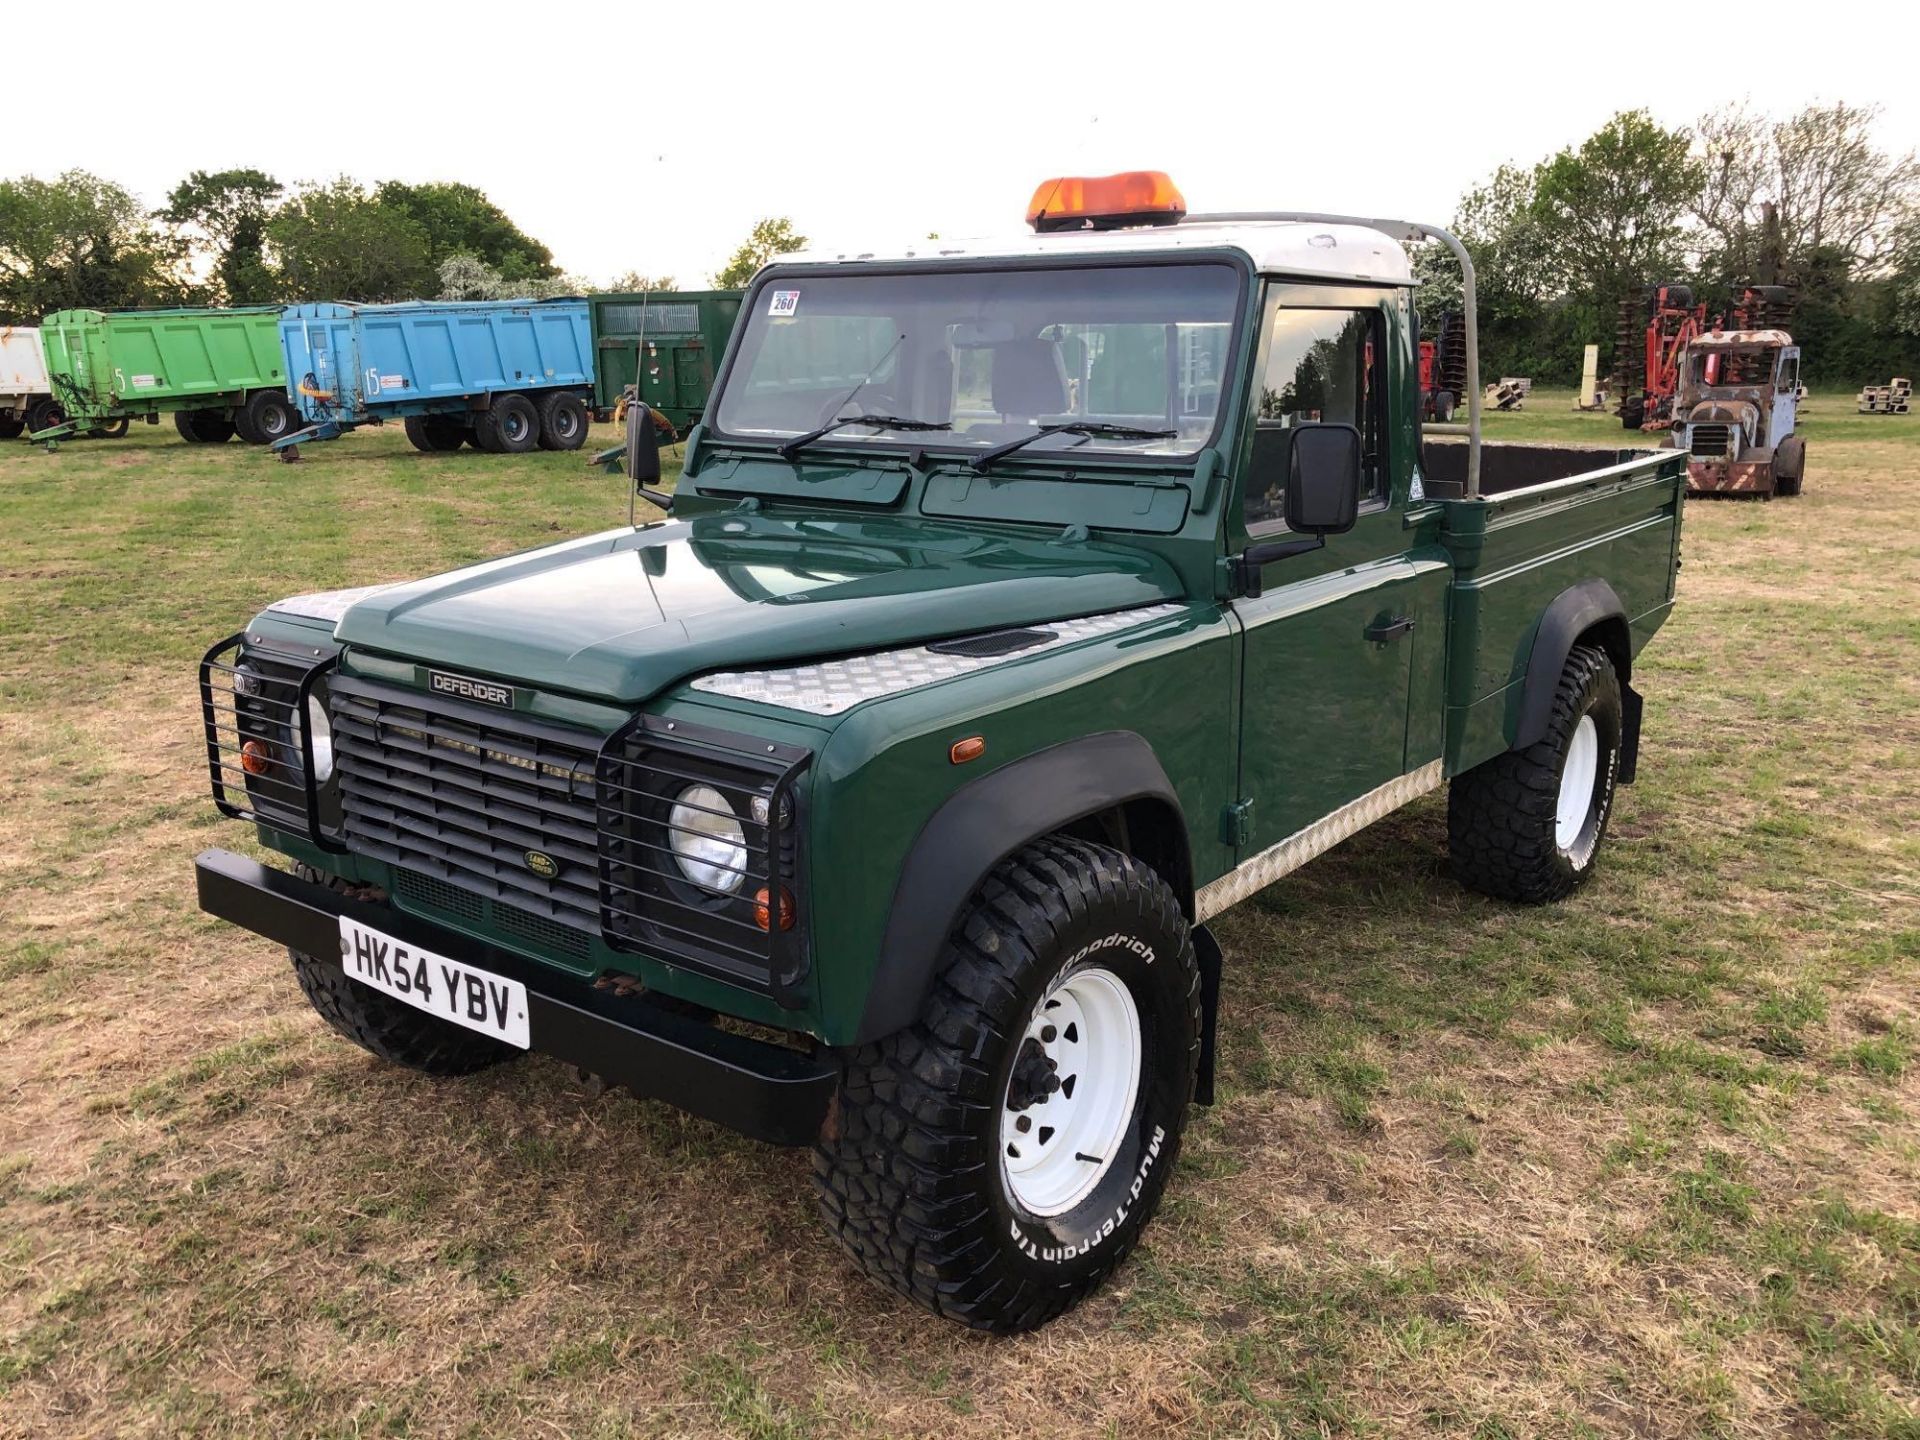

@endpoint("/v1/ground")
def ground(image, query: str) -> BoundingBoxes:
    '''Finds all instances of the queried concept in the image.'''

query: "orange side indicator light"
[1026,171,1187,233]
[754,886,796,932]
[950,735,986,765]
[240,739,273,776]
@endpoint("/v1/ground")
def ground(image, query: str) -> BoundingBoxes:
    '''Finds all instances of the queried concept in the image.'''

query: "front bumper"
[194,848,837,1145]
[1687,457,1773,494]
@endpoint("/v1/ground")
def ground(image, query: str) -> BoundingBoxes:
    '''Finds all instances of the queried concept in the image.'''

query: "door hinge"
[1221,798,1256,848]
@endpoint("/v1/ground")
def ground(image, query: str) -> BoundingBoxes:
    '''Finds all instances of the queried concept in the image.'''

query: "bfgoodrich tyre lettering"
[813,836,1199,1332]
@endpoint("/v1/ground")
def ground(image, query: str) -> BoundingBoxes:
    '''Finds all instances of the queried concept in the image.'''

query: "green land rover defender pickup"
[194,177,1686,1331]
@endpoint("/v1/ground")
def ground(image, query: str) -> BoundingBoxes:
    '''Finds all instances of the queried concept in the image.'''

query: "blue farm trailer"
[276,298,594,460]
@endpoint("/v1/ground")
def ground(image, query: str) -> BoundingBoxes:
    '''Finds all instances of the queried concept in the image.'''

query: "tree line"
[0,167,812,322]
[1418,101,1920,385]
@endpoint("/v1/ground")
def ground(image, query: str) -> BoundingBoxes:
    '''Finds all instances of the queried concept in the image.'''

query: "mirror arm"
[634,485,676,514]
[1233,534,1324,599]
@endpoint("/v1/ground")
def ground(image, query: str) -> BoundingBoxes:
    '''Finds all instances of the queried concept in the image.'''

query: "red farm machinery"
[1418,310,1468,422]
[1613,282,1795,431]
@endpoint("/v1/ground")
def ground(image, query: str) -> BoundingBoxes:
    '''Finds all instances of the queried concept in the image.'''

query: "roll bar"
[1187,212,1481,498]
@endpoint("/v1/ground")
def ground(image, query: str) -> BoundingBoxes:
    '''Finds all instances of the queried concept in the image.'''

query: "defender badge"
[524,850,560,880]
[428,669,515,709]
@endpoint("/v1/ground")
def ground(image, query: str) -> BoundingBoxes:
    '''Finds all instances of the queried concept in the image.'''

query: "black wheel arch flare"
[1514,578,1641,783]
[854,731,1192,1045]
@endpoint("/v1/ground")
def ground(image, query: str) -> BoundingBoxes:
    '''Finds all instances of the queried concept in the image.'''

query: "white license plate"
[338,917,531,1049]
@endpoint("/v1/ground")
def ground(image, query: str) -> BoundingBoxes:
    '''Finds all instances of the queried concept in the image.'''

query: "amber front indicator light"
[754,886,796,932]
[240,739,272,776]
[1026,170,1187,233]
[950,735,986,765]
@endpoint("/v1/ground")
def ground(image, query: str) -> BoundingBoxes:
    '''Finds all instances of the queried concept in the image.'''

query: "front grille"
[1689,423,1734,460]
[391,867,590,965]
[331,676,603,933]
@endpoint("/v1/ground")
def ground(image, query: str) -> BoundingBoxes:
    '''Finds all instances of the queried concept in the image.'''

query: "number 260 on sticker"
[768,290,800,317]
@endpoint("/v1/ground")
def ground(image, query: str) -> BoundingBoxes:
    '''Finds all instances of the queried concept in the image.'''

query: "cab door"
[1231,294,1425,853]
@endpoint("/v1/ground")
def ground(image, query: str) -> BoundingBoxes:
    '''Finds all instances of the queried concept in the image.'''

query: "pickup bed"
[193,181,1684,1331]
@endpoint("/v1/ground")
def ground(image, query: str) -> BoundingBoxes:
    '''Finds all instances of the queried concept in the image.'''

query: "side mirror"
[1284,423,1362,535]
[625,400,662,485]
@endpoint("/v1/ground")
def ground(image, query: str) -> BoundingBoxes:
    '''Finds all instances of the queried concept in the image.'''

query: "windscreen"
[713,262,1242,459]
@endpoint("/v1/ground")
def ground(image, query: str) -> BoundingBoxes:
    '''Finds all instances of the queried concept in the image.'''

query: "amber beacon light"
[1026,171,1188,233]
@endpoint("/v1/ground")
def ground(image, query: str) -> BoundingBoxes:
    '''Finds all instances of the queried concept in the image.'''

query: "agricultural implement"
[275,299,594,460]
[1613,283,1794,432]
[1417,309,1467,421]
[32,306,294,447]
[589,289,741,434]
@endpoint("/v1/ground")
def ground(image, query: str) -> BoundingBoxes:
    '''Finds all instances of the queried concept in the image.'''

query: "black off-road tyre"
[1773,435,1805,497]
[536,390,589,451]
[237,390,296,446]
[479,394,539,454]
[25,398,65,434]
[814,837,1201,1332]
[0,417,22,440]
[1620,396,1646,431]
[174,410,235,444]
[403,414,467,452]
[1448,643,1623,904]
[288,864,513,1076]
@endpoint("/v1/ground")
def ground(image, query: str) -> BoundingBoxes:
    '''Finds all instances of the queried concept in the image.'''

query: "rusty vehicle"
[1671,329,1806,497]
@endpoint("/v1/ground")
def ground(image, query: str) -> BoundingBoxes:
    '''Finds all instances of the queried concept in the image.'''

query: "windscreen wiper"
[969,421,1176,472]
[777,413,951,461]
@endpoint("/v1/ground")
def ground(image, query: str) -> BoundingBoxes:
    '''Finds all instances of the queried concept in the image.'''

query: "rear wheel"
[1432,389,1456,423]
[536,391,589,451]
[289,865,515,1076]
[480,394,539,454]
[1620,396,1646,431]
[25,398,64,434]
[1448,643,1623,904]
[0,417,22,440]
[237,390,295,446]
[88,416,130,439]
[814,837,1200,1332]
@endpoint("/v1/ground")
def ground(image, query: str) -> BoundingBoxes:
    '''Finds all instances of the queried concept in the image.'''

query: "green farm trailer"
[36,306,298,447]
[588,289,741,435]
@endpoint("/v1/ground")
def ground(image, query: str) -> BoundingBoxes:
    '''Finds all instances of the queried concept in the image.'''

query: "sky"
[17,0,1918,289]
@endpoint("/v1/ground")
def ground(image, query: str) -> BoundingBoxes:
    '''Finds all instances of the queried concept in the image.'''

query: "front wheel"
[814,837,1200,1332]
[1448,643,1623,904]
[1773,435,1806,497]
[238,390,296,446]
[289,866,515,1075]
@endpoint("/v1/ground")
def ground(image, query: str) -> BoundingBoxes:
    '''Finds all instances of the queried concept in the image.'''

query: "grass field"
[2,394,1917,1438]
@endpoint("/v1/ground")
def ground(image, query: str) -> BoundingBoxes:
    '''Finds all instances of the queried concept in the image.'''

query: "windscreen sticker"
[768,289,801,318]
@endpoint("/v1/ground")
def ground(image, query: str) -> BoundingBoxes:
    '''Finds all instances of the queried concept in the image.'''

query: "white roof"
[780,219,1416,286]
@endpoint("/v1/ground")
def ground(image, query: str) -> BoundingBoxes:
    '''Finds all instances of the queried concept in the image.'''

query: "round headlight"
[305,695,334,784]
[668,783,746,894]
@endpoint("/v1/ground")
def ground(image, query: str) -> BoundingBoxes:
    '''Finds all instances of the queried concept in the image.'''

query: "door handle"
[1365,614,1414,643]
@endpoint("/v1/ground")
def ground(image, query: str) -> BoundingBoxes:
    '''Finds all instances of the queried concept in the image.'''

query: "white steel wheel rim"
[1000,965,1142,1218]
[1557,714,1599,851]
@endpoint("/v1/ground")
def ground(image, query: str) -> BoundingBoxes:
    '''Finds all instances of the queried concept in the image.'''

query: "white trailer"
[1,326,61,437]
